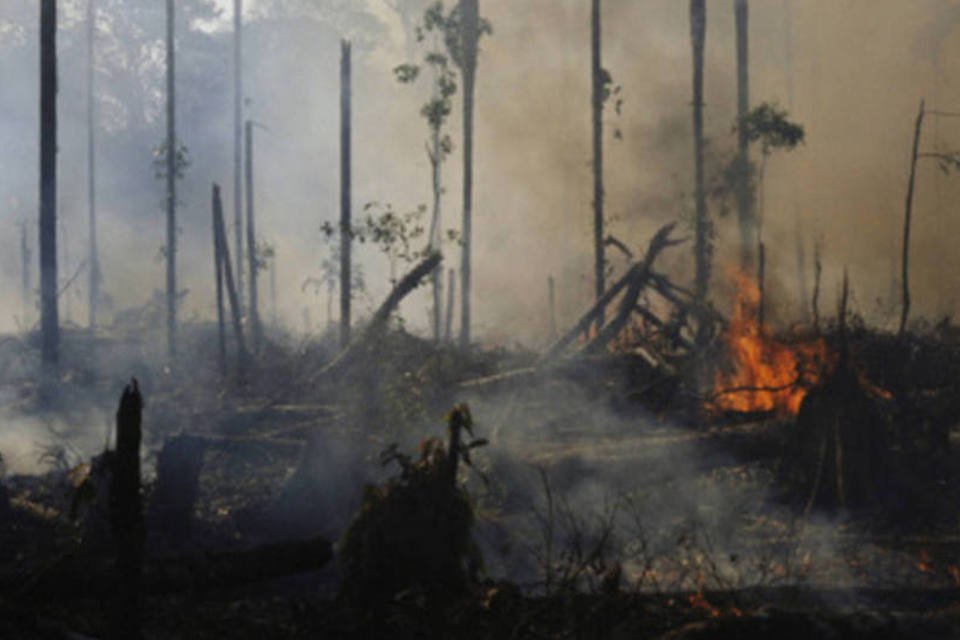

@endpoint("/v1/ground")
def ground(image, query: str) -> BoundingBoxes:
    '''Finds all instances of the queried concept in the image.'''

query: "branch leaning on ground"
[318,250,442,380]
[581,223,685,355]
[539,223,683,364]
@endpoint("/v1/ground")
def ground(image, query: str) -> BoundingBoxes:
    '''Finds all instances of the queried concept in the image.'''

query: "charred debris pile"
[3,224,960,637]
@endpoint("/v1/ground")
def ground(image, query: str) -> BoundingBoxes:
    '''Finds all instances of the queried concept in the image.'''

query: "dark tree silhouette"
[340,40,353,348]
[40,0,59,367]
[165,0,177,359]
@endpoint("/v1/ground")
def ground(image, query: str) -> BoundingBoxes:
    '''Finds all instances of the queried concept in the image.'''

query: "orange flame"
[711,272,829,416]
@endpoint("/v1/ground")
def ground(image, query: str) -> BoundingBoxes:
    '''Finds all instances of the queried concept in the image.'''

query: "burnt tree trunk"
[445,267,456,343]
[812,238,822,334]
[591,0,605,331]
[340,40,352,348]
[214,184,249,372]
[734,0,752,271]
[87,0,100,331]
[20,221,31,326]
[212,187,227,375]
[690,0,709,345]
[233,0,245,313]
[110,380,143,639]
[758,241,766,327]
[548,275,557,339]
[899,99,925,337]
[165,0,176,359]
[459,0,479,349]
[40,0,59,367]
[270,251,278,328]
[245,120,262,352]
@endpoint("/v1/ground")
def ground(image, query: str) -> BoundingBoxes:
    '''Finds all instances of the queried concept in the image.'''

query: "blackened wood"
[40,0,59,366]
[213,184,249,371]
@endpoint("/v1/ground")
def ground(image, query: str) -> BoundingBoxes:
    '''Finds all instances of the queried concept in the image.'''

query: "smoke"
[3,1,960,347]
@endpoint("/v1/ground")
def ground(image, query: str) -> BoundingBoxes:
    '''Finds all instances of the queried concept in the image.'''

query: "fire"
[711,272,829,416]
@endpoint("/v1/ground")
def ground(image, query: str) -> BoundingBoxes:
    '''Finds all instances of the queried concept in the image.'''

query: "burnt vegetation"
[6,1,960,639]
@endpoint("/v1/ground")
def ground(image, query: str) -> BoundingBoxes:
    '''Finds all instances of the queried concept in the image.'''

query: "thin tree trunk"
[548,275,557,340]
[233,0,244,313]
[812,238,822,334]
[758,241,766,327]
[795,220,809,324]
[270,251,278,328]
[445,267,455,342]
[165,0,176,359]
[899,99,925,337]
[61,217,71,324]
[212,187,226,375]
[87,0,99,332]
[245,120,261,352]
[735,0,752,271]
[340,40,352,348]
[459,0,479,349]
[591,0,605,331]
[20,221,31,326]
[213,184,249,372]
[429,120,442,342]
[691,1,708,314]
[40,0,59,367]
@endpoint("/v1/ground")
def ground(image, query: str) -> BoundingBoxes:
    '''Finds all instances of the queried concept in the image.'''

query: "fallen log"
[318,250,441,379]
[7,535,333,600]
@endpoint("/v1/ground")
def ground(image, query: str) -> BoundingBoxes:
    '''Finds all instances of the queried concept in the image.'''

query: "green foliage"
[151,140,191,181]
[737,102,805,156]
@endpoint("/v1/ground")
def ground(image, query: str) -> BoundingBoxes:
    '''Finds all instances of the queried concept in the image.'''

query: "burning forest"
[6,0,960,638]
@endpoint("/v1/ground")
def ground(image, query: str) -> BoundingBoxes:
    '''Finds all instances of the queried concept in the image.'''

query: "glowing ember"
[711,272,829,416]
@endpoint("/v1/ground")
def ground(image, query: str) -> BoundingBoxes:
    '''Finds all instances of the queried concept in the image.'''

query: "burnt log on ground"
[4,535,332,600]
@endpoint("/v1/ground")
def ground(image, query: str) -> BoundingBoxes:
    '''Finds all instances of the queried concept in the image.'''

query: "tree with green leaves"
[737,101,805,247]
[394,1,458,342]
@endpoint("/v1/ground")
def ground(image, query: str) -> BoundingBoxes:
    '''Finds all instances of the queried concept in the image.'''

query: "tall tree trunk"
[795,221,809,323]
[812,238,822,334]
[734,0,752,271]
[87,0,100,332]
[758,241,766,327]
[233,0,245,313]
[591,0,605,331]
[691,1,708,309]
[60,217,71,324]
[459,0,479,349]
[899,99,925,337]
[212,187,226,375]
[165,0,177,360]
[429,120,442,342]
[40,0,59,367]
[445,267,455,343]
[20,221,31,327]
[340,40,352,348]
[270,251,278,328]
[548,275,557,340]
[214,184,249,371]
[245,120,261,352]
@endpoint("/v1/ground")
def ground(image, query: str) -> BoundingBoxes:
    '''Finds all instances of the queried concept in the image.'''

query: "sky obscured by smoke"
[2,0,960,345]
